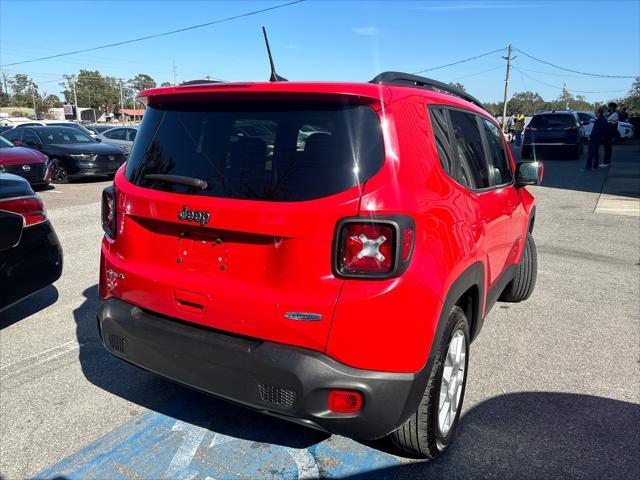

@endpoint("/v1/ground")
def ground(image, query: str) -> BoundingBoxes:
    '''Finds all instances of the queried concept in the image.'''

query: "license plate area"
[177,231,225,270]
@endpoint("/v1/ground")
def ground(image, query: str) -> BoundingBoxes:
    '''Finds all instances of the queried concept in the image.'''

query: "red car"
[0,134,50,187]
[97,73,542,459]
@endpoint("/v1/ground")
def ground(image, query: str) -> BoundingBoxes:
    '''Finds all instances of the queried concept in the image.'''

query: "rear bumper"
[97,297,427,440]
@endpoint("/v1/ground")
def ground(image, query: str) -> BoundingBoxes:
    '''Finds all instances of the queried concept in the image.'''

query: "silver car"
[95,126,138,152]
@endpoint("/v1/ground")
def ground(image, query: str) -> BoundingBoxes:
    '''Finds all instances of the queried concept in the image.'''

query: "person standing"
[581,107,607,172]
[514,111,526,147]
[602,102,619,168]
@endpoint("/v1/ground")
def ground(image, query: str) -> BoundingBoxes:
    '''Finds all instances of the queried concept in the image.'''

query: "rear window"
[125,102,384,202]
[529,114,576,129]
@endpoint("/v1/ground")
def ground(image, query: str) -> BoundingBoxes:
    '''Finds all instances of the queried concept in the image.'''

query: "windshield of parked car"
[48,123,95,137]
[37,127,97,145]
[125,101,384,202]
[529,114,576,129]
[0,136,13,148]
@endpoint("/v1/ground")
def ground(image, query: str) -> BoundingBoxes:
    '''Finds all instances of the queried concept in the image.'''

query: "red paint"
[100,81,536,374]
[0,146,47,166]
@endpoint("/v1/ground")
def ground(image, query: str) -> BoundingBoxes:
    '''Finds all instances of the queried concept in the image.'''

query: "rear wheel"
[50,158,69,184]
[500,233,537,302]
[390,306,470,459]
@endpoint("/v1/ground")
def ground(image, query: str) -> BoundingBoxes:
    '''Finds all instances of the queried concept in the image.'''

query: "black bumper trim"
[97,297,428,440]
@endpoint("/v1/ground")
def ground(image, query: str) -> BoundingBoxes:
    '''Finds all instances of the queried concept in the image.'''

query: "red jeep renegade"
[98,72,542,458]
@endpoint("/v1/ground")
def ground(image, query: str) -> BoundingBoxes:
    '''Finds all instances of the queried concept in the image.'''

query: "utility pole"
[501,44,513,133]
[562,82,569,110]
[1,71,8,99]
[72,76,79,122]
[31,82,37,119]
[119,79,125,125]
[172,60,177,85]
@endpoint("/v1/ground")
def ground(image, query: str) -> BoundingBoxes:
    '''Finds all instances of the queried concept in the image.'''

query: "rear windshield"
[529,114,576,129]
[125,102,384,201]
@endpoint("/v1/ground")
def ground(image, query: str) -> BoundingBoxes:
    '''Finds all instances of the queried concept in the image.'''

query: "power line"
[511,66,629,94]
[514,48,637,79]
[412,48,506,74]
[0,0,306,68]
[447,65,503,82]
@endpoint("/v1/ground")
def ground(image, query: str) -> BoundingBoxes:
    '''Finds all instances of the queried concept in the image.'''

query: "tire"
[390,306,470,459]
[521,146,531,159]
[500,233,537,302]
[50,158,70,184]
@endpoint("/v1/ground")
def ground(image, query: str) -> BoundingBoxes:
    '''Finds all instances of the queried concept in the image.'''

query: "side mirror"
[516,161,544,187]
[13,140,22,147]
[94,137,102,142]
[0,211,23,252]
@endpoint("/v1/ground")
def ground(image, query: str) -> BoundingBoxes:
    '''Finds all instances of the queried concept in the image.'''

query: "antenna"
[262,26,287,82]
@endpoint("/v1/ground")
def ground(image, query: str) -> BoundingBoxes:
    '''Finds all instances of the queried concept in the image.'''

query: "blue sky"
[0,0,638,103]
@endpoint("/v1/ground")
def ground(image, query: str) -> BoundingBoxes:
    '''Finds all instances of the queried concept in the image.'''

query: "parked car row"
[0,124,130,185]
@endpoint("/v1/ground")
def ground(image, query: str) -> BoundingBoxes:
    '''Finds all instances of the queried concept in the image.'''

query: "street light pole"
[31,82,37,119]
[119,79,125,125]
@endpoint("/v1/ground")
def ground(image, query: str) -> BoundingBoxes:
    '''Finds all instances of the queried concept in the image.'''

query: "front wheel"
[50,158,70,184]
[389,306,470,459]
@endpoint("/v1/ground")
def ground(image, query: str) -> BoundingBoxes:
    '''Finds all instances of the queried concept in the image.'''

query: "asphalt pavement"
[1,142,639,480]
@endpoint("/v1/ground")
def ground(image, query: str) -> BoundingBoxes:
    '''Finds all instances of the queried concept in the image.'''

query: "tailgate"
[102,98,384,352]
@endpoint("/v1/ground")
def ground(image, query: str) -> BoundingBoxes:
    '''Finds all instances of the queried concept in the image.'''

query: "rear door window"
[125,102,384,202]
[429,107,454,176]
[448,109,490,189]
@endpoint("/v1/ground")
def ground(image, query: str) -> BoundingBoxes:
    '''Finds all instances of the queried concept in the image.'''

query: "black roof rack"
[179,79,224,86]
[370,71,484,109]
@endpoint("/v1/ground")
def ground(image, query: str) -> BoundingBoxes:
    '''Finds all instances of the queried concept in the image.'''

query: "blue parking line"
[35,397,400,479]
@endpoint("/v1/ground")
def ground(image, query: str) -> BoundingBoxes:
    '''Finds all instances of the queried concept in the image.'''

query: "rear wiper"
[143,174,208,190]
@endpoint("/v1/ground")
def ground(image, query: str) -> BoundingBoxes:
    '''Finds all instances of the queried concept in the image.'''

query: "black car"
[522,111,584,159]
[0,126,127,183]
[0,173,63,312]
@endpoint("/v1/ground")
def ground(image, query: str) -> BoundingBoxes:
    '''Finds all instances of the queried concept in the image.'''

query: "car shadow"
[73,285,330,450]
[0,284,59,329]
[509,140,640,196]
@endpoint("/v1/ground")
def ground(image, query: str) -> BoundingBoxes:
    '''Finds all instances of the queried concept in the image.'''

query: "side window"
[448,110,490,189]
[127,129,137,141]
[2,129,21,142]
[429,107,454,176]
[22,130,40,145]
[105,128,126,140]
[482,118,513,186]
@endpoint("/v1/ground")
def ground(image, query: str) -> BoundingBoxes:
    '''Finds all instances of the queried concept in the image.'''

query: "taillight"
[328,389,363,413]
[0,196,46,226]
[102,186,117,239]
[334,216,415,278]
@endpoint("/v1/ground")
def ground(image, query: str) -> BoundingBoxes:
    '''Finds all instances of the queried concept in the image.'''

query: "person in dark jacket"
[602,102,619,167]
[581,107,607,172]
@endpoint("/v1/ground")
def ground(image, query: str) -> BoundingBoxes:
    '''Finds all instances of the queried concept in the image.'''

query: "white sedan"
[95,126,138,152]
[577,111,634,141]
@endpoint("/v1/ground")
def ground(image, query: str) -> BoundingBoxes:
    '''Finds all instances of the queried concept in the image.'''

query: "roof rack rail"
[370,71,484,109]
[179,79,224,86]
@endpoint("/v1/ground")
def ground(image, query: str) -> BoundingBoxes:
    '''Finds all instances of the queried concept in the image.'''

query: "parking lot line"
[33,398,401,479]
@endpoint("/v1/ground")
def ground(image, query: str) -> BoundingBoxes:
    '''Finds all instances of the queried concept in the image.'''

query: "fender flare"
[397,262,485,425]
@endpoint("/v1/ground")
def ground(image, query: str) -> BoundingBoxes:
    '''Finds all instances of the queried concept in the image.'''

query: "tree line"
[0,71,165,116]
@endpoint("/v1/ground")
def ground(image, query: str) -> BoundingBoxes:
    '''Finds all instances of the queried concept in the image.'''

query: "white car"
[577,111,634,141]
[95,126,138,152]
